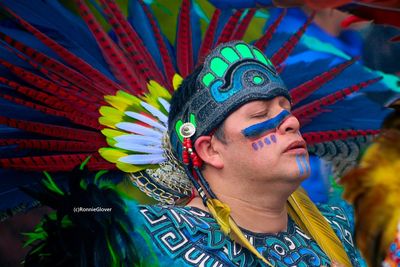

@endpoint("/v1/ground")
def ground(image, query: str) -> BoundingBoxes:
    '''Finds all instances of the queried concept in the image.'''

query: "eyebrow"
[241,110,291,138]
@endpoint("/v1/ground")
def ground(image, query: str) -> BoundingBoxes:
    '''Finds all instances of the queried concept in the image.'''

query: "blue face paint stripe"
[271,134,277,143]
[296,154,304,176]
[242,110,291,138]
[300,155,310,175]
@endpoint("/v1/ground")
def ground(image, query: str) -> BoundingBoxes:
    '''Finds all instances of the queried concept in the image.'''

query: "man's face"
[215,96,310,184]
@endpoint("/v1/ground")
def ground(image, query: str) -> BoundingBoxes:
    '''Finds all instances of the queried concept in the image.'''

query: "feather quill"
[287,188,352,266]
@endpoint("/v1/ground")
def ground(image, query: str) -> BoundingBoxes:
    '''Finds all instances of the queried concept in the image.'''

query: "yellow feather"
[147,80,172,100]
[116,161,149,173]
[104,91,142,112]
[104,95,131,111]
[206,198,231,235]
[101,129,126,138]
[99,106,124,117]
[288,188,352,267]
[116,90,142,105]
[105,137,117,147]
[206,198,274,267]
[341,130,400,266]
[98,116,119,129]
[98,148,127,163]
[173,74,183,90]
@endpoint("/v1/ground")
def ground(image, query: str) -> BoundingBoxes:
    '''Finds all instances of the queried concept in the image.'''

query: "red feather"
[0,139,102,152]
[198,9,221,64]
[293,77,382,125]
[0,77,73,113]
[99,0,166,87]
[0,94,67,118]
[76,0,142,94]
[232,9,256,40]
[0,32,109,99]
[303,129,380,145]
[0,154,115,171]
[0,117,103,142]
[254,9,287,51]
[176,0,193,78]
[0,77,100,127]
[90,0,146,88]
[0,153,93,171]
[138,0,176,90]
[271,12,315,67]
[290,58,358,105]
[0,59,103,113]
[3,6,123,94]
[216,9,244,45]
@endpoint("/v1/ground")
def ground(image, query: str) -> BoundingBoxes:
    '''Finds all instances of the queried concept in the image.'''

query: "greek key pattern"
[138,205,362,267]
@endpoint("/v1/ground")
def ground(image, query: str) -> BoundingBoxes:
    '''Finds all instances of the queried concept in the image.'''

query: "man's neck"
[187,176,299,234]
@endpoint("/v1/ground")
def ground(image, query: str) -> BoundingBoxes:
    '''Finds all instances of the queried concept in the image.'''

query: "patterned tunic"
[137,203,364,267]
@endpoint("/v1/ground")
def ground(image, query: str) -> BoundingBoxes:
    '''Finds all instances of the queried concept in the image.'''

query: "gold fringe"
[288,188,352,267]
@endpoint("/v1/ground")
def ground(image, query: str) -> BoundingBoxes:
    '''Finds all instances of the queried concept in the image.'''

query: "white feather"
[158,97,170,113]
[141,101,168,125]
[115,142,163,154]
[119,154,166,165]
[125,111,167,132]
[116,122,163,138]
[114,135,162,146]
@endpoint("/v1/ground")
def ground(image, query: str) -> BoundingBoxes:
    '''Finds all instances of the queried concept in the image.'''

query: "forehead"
[230,97,290,116]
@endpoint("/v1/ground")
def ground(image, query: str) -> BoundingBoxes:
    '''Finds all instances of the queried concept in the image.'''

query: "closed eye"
[251,112,268,119]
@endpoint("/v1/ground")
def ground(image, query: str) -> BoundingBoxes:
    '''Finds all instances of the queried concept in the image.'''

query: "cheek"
[250,133,278,152]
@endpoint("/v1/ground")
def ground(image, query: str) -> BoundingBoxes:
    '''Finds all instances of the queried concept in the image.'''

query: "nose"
[277,113,300,134]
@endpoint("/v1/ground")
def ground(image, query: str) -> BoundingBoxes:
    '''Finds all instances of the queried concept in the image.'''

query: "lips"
[283,140,307,154]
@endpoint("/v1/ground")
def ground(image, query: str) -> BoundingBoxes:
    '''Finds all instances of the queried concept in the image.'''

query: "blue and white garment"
[134,203,365,267]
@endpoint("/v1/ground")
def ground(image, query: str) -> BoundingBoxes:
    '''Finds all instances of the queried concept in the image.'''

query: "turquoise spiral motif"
[200,42,275,103]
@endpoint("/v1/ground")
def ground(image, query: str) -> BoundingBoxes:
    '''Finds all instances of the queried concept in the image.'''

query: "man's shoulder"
[317,200,366,266]
[136,205,255,266]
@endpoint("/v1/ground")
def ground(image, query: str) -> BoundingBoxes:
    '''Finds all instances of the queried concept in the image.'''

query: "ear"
[194,136,224,169]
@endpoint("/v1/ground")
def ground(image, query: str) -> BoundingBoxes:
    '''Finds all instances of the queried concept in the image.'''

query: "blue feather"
[208,0,273,9]
[190,0,201,65]
[128,1,163,69]
[1,0,114,79]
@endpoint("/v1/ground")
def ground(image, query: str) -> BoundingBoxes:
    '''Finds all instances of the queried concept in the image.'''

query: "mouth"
[283,140,307,154]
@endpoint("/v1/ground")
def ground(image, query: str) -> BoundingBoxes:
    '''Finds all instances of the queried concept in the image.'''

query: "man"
[135,41,363,266]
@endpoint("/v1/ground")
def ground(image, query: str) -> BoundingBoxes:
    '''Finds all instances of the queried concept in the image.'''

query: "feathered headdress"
[0,0,396,266]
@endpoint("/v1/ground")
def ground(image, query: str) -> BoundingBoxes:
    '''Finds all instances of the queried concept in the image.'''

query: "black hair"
[168,65,226,143]
[168,65,203,131]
